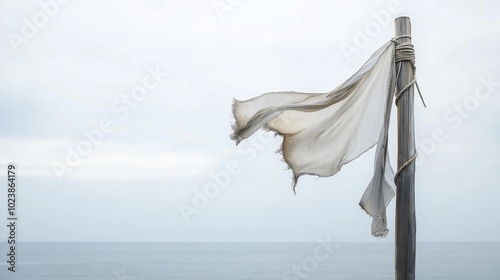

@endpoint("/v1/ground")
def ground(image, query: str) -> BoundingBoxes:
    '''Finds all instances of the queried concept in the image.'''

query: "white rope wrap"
[392,35,424,184]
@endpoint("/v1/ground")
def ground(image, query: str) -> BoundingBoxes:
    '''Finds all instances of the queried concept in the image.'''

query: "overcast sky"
[0,0,499,242]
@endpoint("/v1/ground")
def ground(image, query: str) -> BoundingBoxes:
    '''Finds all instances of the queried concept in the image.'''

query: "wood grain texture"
[394,16,417,280]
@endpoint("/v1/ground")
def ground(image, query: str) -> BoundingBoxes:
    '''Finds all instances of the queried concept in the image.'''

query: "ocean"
[0,242,498,279]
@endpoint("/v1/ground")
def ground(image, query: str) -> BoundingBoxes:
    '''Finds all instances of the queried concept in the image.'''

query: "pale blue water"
[0,242,498,279]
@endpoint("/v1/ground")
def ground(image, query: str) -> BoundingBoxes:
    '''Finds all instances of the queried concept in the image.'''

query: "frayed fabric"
[231,41,396,237]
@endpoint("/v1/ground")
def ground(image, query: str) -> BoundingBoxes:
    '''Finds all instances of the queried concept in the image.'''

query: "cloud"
[0,137,217,180]
[0,0,499,242]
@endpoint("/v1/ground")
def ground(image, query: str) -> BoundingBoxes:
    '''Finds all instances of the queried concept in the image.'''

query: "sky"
[0,0,499,242]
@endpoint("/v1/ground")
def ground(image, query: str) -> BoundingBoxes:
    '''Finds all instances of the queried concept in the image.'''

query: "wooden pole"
[394,17,416,280]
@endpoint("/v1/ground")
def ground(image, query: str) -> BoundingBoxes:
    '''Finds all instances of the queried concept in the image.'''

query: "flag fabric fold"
[230,41,396,237]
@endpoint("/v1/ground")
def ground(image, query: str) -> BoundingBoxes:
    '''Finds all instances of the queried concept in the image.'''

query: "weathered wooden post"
[394,16,417,280]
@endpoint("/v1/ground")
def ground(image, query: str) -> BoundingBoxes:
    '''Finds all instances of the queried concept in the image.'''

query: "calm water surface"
[0,242,498,279]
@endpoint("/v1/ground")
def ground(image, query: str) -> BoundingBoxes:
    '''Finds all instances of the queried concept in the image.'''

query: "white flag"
[231,41,396,237]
